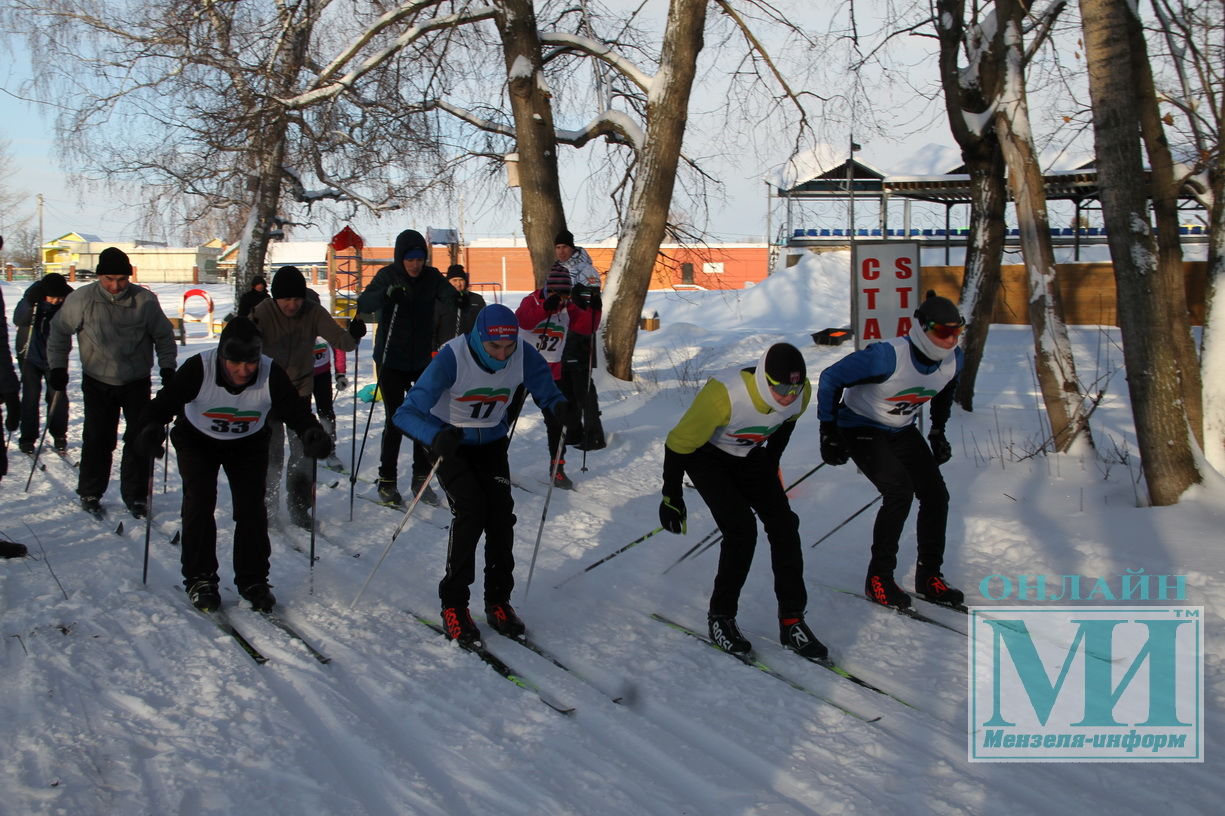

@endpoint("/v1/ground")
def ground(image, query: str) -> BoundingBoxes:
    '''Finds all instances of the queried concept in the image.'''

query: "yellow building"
[40,233,225,283]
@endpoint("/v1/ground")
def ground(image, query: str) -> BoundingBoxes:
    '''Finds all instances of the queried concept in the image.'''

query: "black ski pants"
[19,360,68,446]
[173,424,272,589]
[686,444,807,619]
[376,365,430,485]
[434,438,517,609]
[313,371,336,429]
[78,374,151,507]
[843,424,949,578]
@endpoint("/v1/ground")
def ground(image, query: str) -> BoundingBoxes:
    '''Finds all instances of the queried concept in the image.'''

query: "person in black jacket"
[0,235,22,491]
[433,264,486,349]
[236,276,269,318]
[355,229,457,505]
[12,273,74,454]
[136,318,333,613]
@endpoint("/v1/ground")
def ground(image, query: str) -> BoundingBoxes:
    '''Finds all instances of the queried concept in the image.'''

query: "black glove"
[160,367,175,388]
[659,495,687,535]
[386,285,411,306]
[3,393,18,432]
[588,291,602,312]
[137,423,166,460]
[301,426,334,459]
[348,318,366,340]
[551,400,581,432]
[430,425,462,460]
[334,373,349,392]
[928,428,952,465]
[819,421,850,466]
[543,293,562,312]
[48,368,69,392]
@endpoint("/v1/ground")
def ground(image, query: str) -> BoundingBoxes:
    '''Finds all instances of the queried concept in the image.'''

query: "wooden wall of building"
[921,262,1208,326]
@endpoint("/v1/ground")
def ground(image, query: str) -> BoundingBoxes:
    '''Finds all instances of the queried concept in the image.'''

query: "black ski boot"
[442,606,481,646]
[708,614,752,655]
[376,478,402,506]
[485,602,526,639]
[80,496,106,520]
[411,476,439,506]
[551,460,574,490]
[916,573,965,608]
[779,616,829,660]
[866,573,911,610]
[239,582,277,613]
[126,500,148,520]
[187,577,222,612]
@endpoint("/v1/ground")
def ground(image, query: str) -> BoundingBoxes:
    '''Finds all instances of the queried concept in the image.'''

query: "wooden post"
[131,264,138,283]
[4,263,12,281]
[192,265,199,285]
[69,264,76,282]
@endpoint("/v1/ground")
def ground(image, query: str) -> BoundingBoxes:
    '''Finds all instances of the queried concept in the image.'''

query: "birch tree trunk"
[495,0,568,284]
[995,1,1091,452]
[603,0,707,380]
[1081,0,1201,503]
[1201,138,1225,472]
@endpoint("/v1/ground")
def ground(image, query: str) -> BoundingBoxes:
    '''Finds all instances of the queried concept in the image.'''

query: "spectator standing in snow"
[13,273,74,454]
[554,230,606,451]
[816,291,966,611]
[137,318,333,613]
[433,264,486,348]
[514,263,598,489]
[251,265,362,528]
[236,276,270,318]
[0,234,23,527]
[658,342,827,660]
[355,229,457,506]
[395,304,572,645]
[47,246,177,520]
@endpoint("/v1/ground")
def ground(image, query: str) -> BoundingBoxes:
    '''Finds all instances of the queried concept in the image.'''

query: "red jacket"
[515,289,600,379]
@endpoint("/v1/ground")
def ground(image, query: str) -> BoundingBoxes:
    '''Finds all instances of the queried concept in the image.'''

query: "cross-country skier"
[658,342,827,659]
[394,304,573,645]
[816,290,966,610]
[136,318,334,613]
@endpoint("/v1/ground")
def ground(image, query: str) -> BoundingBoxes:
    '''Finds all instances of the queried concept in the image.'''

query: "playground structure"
[172,288,222,345]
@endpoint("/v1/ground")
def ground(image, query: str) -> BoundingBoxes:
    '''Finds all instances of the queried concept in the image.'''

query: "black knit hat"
[913,290,963,327]
[554,229,575,248]
[96,247,133,277]
[40,273,73,298]
[271,266,307,299]
[218,317,263,363]
[763,343,805,387]
[446,264,468,282]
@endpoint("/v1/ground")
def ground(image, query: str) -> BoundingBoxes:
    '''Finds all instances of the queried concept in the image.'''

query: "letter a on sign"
[852,242,919,350]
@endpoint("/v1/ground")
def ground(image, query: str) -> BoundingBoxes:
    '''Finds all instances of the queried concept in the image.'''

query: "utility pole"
[36,193,45,273]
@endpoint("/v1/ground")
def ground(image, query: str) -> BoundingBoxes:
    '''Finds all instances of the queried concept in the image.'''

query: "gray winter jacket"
[47,282,177,386]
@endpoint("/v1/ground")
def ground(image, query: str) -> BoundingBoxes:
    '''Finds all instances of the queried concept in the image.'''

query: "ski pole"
[524,432,567,597]
[142,453,155,584]
[351,303,398,521]
[662,462,828,572]
[350,455,441,609]
[349,333,359,513]
[554,525,666,589]
[810,496,880,548]
[309,456,319,592]
[162,423,169,493]
[24,390,62,492]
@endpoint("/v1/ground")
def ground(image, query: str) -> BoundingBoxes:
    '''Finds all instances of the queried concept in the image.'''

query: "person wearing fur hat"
[13,273,74,454]
[136,318,334,613]
[394,304,570,645]
[0,235,21,495]
[658,342,827,660]
[251,266,362,528]
[236,275,270,318]
[433,264,486,348]
[816,290,966,611]
[355,229,458,506]
[47,246,177,519]
[514,262,598,489]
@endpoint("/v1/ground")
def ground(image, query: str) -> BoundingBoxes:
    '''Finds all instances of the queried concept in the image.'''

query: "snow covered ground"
[1,254,1221,815]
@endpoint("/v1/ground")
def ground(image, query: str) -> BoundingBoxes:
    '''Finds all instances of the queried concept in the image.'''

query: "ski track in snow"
[3,276,1224,815]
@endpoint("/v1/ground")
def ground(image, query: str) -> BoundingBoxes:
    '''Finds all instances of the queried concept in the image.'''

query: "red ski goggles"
[922,319,965,339]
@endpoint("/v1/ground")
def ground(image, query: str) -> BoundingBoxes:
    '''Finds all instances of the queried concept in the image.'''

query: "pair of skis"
[197,605,331,666]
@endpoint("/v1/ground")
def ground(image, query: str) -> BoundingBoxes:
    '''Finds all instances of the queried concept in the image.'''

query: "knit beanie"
[217,317,263,363]
[554,229,575,248]
[446,264,469,282]
[755,342,806,411]
[469,304,519,372]
[40,273,73,298]
[96,247,133,277]
[913,290,962,328]
[546,263,572,294]
[271,266,307,299]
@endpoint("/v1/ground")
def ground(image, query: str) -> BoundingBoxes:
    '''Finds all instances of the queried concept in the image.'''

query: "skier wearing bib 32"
[658,342,827,660]
[395,304,572,646]
[816,291,966,611]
